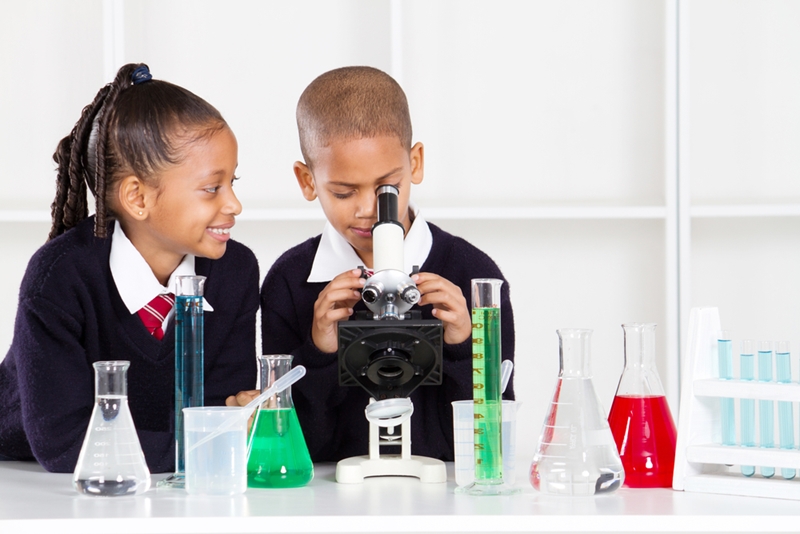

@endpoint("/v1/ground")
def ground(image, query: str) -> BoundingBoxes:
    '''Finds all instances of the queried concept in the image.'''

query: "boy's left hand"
[412,272,471,345]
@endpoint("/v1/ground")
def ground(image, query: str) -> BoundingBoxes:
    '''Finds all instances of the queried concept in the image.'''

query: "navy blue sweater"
[0,217,259,473]
[260,222,515,462]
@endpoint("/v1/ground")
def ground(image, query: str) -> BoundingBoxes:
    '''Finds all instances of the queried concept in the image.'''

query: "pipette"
[500,359,513,394]
[186,365,306,455]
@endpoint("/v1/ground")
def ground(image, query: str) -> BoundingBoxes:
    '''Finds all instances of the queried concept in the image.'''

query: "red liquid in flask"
[607,395,677,488]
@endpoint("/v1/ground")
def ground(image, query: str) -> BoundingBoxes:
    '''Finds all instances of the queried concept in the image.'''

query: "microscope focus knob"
[401,286,421,306]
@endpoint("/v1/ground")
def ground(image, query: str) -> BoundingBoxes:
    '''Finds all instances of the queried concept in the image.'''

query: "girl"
[0,63,258,473]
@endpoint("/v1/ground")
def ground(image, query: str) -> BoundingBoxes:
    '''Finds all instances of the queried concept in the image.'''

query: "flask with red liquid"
[607,323,678,488]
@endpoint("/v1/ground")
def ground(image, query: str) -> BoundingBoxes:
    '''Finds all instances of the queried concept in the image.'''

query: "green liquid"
[247,407,314,488]
[472,307,502,483]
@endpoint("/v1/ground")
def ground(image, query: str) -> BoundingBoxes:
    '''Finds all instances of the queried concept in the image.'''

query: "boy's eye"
[332,191,353,199]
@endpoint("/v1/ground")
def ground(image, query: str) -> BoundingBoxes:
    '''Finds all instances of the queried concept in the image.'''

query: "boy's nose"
[356,191,377,219]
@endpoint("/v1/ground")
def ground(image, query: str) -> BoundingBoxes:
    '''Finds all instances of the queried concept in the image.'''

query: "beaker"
[607,323,677,488]
[160,275,206,489]
[184,407,248,496]
[73,361,151,496]
[530,329,624,495]
[247,355,314,488]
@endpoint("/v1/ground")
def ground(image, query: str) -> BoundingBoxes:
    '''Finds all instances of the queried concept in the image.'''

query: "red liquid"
[607,395,677,488]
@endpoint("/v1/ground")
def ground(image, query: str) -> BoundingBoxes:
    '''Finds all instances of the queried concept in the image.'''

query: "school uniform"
[0,217,258,473]
[260,209,515,462]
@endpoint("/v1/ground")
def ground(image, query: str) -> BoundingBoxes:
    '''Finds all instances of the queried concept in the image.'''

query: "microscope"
[335,184,447,483]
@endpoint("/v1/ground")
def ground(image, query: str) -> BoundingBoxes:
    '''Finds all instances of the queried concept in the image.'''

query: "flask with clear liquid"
[607,323,677,488]
[73,361,151,496]
[247,354,314,488]
[530,329,624,495]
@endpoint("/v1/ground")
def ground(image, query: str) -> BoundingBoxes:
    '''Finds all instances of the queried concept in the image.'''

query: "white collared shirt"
[109,221,213,331]
[307,205,433,283]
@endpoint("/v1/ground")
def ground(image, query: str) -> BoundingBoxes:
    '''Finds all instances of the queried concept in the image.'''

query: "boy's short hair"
[296,66,412,167]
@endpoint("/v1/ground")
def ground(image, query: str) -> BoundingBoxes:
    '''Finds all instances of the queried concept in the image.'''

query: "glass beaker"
[160,275,205,489]
[607,323,677,488]
[530,329,624,495]
[73,361,151,496]
[247,355,314,488]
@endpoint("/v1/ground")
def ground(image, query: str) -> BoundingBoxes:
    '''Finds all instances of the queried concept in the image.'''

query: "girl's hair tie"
[131,65,153,85]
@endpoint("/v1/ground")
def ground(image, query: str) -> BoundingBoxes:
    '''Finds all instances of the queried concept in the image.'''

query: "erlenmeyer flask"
[530,329,624,495]
[73,361,151,496]
[607,323,677,488]
[247,355,314,488]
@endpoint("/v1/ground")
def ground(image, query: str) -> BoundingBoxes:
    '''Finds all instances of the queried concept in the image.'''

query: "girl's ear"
[294,161,318,201]
[410,142,424,185]
[116,175,149,221]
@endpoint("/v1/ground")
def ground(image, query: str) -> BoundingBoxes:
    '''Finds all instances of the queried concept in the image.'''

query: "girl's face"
[139,126,241,275]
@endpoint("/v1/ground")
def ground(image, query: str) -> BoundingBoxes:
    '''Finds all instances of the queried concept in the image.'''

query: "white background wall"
[1,0,799,469]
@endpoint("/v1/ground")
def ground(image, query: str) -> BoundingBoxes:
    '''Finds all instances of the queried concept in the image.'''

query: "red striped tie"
[137,293,175,341]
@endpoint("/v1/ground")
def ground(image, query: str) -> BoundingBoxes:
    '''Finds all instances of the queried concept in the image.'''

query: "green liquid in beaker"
[247,407,314,488]
[472,306,502,483]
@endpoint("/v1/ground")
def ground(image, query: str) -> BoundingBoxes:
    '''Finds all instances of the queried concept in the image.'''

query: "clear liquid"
[776,351,795,479]
[174,295,204,475]
[247,407,314,488]
[717,339,736,446]
[73,395,150,496]
[472,307,502,483]
[185,429,247,495]
[740,352,755,476]
[757,350,775,478]
[531,377,624,495]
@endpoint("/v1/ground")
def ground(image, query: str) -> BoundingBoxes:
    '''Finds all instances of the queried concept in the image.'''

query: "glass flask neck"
[616,323,665,396]
[557,329,592,378]
[258,355,294,409]
[93,361,129,397]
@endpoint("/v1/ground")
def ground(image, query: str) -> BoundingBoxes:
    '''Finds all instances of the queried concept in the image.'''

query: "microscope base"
[335,455,446,484]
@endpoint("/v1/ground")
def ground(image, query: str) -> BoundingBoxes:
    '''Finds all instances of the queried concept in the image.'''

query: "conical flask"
[607,323,677,488]
[73,361,151,496]
[247,354,314,488]
[530,329,624,495]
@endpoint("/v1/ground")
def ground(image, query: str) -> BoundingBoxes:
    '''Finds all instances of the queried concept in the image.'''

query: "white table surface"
[1,461,799,534]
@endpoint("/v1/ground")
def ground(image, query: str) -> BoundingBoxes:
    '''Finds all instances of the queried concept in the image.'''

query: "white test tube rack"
[673,307,800,500]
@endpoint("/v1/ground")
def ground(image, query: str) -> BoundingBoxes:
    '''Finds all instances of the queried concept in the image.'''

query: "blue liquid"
[175,295,204,474]
[740,352,755,477]
[717,339,735,446]
[776,351,795,479]
[757,350,774,478]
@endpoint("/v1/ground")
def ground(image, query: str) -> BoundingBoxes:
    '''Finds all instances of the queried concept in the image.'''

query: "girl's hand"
[412,272,471,345]
[226,389,260,432]
[311,269,365,353]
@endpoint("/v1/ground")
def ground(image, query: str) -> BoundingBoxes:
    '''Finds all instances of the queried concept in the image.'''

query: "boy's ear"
[294,161,318,201]
[116,175,149,221]
[410,142,424,185]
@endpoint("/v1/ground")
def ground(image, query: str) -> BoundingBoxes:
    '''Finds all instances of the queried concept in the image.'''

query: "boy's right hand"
[312,268,365,353]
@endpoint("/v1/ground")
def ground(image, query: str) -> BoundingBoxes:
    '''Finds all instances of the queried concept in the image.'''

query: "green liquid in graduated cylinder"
[472,307,502,483]
[247,407,313,488]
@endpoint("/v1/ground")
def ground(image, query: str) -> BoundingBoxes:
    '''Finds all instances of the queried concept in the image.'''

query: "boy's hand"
[412,273,471,345]
[312,268,365,353]
[226,390,260,432]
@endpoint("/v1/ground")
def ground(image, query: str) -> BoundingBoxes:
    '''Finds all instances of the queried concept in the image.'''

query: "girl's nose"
[223,188,242,216]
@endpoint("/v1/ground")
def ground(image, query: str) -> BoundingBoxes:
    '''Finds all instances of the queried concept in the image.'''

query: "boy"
[259,66,515,462]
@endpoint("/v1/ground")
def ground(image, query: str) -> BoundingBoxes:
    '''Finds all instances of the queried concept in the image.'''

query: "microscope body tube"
[372,185,405,273]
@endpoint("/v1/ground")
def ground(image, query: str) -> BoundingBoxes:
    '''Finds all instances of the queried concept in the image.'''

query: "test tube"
[717,332,735,446]
[740,340,755,477]
[776,341,795,480]
[757,341,775,478]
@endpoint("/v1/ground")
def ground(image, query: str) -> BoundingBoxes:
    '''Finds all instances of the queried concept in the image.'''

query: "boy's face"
[294,135,424,267]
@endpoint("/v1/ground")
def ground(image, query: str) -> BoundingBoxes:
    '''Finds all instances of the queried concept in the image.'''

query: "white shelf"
[691,204,800,218]
[686,444,800,468]
[693,378,800,401]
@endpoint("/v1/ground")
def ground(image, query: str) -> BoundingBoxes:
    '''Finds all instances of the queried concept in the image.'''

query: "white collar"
[307,205,433,283]
[109,220,214,313]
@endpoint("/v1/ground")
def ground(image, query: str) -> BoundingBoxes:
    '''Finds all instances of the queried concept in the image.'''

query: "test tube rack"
[673,307,800,500]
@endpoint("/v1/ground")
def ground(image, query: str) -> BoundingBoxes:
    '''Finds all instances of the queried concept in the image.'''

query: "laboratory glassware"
[160,275,206,489]
[184,407,247,495]
[608,323,678,488]
[757,341,775,478]
[73,361,151,496]
[740,340,756,477]
[530,329,624,495]
[717,331,736,446]
[776,341,795,479]
[247,355,314,488]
